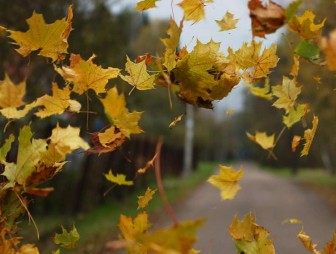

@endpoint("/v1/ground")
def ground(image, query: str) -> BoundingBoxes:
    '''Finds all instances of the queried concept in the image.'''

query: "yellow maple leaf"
[253,44,279,78]
[0,74,26,108]
[288,10,326,40]
[229,213,275,254]
[320,29,336,71]
[100,87,126,120]
[57,54,120,95]
[216,12,239,31]
[50,123,90,156]
[135,0,160,11]
[232,41,263,69]
[178,0,212,23]
[8,6,73,62]
[114,111,143,138]
[247,78,272,100]
[283,103,309,128]
[272,76,301,113]
[301,116,318,157]
[105,170,134,186]
[137,187,157,209]
[208,165,244,200]
[247,131,275,150]
[97,126,125,148]
[120,56,155,90]
[35,83,81,118]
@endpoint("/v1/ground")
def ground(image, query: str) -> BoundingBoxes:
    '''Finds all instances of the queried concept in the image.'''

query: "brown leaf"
[26,187,54,197]
[248,0,285,38]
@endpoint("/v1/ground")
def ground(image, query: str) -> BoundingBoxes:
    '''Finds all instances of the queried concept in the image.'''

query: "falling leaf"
[248,0,285,38]
[297,229,320,254]
[285,0,302,21]
[119,212,151,242]
[57,54,120,95]
[100,87,127,121]
[8,6,73,62]
[295,40,321,61]
[323,232,336,254]
[169,114,184,129]
[247,131,275,150]
[135,0,160,11]
[247,78,272,100]
[120,56,155,90]
[226,109,234,116]
[234,41,263,69]
[292,135,302,152]
[18,244,40,254]
[216,12,239,31]
[0,134,15,162]
[288,10,326,40]
[320,29,336,71]
[137,152,158,174]
[179,0,212,23]
[89,127,126,154]
[301,116,318,157]
[35,83,81,118]
[137,187,157,209]
[26,187,54,197]
[53,226,80,249]
[0,74,26,108]
[162,19,183,71]
[229,213,275,254]
[282,218,302,224]
[272,76,301,113]
[290,55,300,78]
[113,111,143,138]
[253,44,279,78]
[50,123,90,156]
[283,103,309,128]
[105,170,134,186]
[208,165,244,200]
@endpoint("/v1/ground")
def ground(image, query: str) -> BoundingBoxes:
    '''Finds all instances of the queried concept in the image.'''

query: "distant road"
[152,162,336,254]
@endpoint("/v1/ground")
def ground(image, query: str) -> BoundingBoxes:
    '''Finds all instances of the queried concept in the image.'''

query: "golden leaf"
[290,55,300,78]
[57,54,120,95]
[288,10,326,40]
[297,229,320,254]
[178,0,212,23]
[247,131,275,150]
[208,165,244,200]
[8,6,73,62]
[169,114,184,129]
[120,56,155,90]
[105,170,134,186]
[253,44,279,78]
[0,74,26,108]
[35,83,80,118]
[137,187,157,209]
[272,76,301,113]
[301,116,318,157]
[89,127,126,154]
[247,78,272,100]
[248,0,285,38]
[100,87,127,120]
[216,12,239,31]
[283,103,309,128]
[114,111,143,138]
[135,0,160,11]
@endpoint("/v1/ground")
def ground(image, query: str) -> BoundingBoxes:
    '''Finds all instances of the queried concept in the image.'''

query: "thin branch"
[154,137,178,227]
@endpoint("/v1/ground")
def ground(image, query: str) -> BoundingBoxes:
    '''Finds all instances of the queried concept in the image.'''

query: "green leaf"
[53,226,80,249]
[295,40,320,61]
[285,0,302,21]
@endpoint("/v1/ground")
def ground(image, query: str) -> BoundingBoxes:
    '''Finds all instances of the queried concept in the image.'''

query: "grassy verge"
[24,161,218,253]
[263,166,336,211]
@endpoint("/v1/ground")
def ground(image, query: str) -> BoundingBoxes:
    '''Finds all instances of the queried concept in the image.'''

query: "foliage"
[0,0,335,253]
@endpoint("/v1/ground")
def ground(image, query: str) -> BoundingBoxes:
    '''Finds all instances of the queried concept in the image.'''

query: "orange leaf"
[137,187,156,209]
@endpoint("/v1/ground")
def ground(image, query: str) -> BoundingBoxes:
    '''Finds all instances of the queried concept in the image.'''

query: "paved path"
[151,162,336,254]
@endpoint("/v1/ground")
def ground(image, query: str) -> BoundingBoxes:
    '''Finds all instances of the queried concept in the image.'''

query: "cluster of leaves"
[0,0,335,253]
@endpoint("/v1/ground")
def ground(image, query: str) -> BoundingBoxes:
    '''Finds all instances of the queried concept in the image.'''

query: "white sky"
[113,0,294,115]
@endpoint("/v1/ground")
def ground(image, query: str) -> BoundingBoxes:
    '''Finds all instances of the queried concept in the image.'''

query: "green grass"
[263,166,336,186]
[23,161,218,253]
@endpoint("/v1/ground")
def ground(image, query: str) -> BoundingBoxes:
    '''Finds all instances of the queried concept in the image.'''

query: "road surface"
[151,162,336,254]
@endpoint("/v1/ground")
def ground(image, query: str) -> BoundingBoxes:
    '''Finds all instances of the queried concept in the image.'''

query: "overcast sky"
[112,0,293,116]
